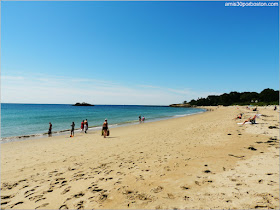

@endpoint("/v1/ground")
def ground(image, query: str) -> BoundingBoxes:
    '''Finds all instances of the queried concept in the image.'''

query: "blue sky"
[1,1,279,105]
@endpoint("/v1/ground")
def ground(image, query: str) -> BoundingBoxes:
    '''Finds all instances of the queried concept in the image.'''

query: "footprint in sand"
[167,193,175,199]
[136,193,153,201]
[181,185,190,190]
[195,181,200,186]
[98,194,108,202]
[248,146,257,151]
[1,195,14,200]
[29,194,44,201]
[59,204,69,209]
[73,192,84,198]
[1,195,13,206]
[61,186,71,195]
[68,167,76,171]
[1,200,10,205]
[151,186,164,193]
[24,188,35,198]
[77,201,86,209]
[1,182,19,190]
[21,185,29,189]
[164,166,171,171]
[35,203,49,209]
[123,190,134,195]
[91,187,103,193]
[10,201,24,208]
[35,197,46,203]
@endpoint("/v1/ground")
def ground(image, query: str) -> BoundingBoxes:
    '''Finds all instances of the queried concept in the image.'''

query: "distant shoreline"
[1,103,171,106]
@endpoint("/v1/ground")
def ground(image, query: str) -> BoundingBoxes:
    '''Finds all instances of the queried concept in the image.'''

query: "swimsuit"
[102,123,108,130]
[48,125,52,134]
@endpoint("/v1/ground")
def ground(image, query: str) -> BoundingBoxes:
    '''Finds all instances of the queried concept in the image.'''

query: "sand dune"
[1,106,279,209]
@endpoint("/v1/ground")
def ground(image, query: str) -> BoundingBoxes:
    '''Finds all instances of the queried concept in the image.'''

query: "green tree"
[260,88,279,102]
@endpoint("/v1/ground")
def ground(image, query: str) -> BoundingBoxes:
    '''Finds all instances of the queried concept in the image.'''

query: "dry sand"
[1,106,279,209]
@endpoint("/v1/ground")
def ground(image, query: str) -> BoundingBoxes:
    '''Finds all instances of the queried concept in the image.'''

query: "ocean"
[1,104,205,142]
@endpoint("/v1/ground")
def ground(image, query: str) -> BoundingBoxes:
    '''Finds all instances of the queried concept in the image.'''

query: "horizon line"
[1,102,172,106]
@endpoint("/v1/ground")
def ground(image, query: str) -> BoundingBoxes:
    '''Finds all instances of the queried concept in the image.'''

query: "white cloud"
[1,73,221,105]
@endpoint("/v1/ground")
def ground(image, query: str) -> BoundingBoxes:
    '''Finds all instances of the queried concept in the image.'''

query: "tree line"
[185,88,279,106]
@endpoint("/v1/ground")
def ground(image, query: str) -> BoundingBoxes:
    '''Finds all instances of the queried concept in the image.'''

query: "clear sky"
[1,1,279,105]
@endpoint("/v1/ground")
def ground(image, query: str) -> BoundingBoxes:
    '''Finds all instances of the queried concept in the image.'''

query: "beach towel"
[237,122,258,125]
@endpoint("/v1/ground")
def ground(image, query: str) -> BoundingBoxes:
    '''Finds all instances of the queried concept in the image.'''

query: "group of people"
[245,106,258,111]
[235,113,260,125]
[69,119,89,137]
[49,114,149,138]
[48,118,110,138]
[138,115,145,123]
[80,119,89,134]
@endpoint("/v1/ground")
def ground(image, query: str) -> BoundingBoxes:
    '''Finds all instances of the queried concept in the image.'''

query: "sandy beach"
[1,106,279,209]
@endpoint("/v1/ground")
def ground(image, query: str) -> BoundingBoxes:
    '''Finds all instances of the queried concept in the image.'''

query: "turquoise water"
[1,104,205,141]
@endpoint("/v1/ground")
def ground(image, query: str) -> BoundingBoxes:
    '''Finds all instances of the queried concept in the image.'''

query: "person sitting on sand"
[242,115,257,125]
[234,113,243,120]
[274,106,277,111]
[71,122,75,136]
[252,107,257,111]
[102,119,108,138]
[48,122,52,137]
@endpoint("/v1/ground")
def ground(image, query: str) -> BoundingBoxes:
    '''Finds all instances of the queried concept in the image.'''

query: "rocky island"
[72,102,94,106]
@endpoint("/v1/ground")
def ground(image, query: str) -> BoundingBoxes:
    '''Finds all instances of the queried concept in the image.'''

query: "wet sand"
[1,106,279,209]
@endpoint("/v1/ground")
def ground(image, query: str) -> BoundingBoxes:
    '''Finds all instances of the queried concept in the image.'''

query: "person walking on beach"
[102,119,108,138]
[139,116,141,123]
[142,116,145,122]
[71,122,75,137]
[48,122,52,137]
[81,120,84,132]
[84,119,88,133]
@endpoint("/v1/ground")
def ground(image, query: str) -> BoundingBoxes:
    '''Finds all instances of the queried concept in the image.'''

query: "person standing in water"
[84,119,88,133]
[102,119,108,138]
[71,122,75,137]
[48,122,52,137]
[139,116,141,123]
[81,120,84,132]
